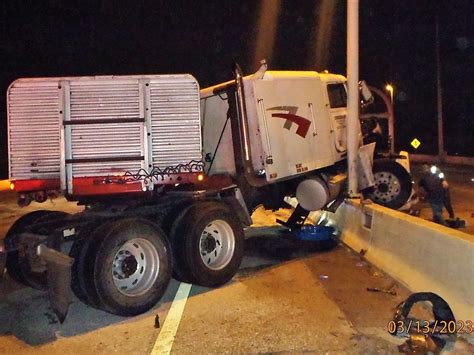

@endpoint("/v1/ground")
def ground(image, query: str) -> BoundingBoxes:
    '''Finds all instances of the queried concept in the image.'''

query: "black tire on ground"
[92,219,172,316]
[160,201,193,237]
[69,221,115,309]
[367,160,413,210]
[171,202,244,288]
[5,210,68,289]
[167,204,196,283]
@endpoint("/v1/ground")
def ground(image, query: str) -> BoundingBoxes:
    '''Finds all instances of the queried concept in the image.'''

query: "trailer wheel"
[171,202,244,287]
[69,221,115,309]
[367,160,412,210]
[5,210,68,289]
[93,219,171,316]
[167,205,195,283]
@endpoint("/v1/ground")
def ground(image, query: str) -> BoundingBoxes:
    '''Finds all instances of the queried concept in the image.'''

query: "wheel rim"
[372,171,401,203]
[199,219,235,271]
[112,238,160,297]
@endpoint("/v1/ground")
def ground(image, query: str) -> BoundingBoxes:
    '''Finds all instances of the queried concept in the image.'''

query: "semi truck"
[0,62,412,321]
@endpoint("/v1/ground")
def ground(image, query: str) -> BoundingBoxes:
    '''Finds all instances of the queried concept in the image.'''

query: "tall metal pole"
[253,0,281,68]
[347,0,360,197]
[436,14,445,161]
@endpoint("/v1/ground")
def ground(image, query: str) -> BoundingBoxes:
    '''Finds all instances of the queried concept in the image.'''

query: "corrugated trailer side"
[8,79,62,191]
[7,74,203,198]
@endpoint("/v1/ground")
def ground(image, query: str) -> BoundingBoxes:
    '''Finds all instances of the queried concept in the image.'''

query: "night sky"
[1,0,473,178]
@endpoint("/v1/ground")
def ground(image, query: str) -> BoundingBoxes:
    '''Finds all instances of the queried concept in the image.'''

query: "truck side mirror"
[359,80,374,107]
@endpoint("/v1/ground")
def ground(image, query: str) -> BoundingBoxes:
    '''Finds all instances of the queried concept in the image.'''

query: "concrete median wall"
[333,200,474,321]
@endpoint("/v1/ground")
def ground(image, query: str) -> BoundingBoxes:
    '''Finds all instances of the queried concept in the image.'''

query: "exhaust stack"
[233,63,253,174]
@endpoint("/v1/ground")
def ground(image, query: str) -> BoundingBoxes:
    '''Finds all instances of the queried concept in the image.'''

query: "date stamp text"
[388,320,473,335]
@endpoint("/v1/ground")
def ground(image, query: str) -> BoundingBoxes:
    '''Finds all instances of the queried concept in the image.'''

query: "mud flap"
[37,244,74,323]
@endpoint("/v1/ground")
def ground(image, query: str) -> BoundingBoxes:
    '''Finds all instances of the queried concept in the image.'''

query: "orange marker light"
[197,174,204,182]
[9,182,15,190]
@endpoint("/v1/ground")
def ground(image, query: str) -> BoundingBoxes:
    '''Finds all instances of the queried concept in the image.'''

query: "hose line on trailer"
[121,160,204,184]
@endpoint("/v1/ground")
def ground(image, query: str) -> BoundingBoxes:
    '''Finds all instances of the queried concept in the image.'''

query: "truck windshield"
[327,83,347,108]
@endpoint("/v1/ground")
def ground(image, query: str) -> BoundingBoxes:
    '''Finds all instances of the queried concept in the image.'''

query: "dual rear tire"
[170,202,244,287]
[8,202,243,317]
[70,218,171,316]
[71,202,244,316]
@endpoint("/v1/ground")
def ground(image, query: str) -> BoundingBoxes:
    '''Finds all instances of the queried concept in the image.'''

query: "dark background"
[1,0,473,178]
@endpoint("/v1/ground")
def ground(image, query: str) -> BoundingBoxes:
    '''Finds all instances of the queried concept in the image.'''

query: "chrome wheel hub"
[199,219,235,271]
[112,238,160,296]
[373,171,401,202]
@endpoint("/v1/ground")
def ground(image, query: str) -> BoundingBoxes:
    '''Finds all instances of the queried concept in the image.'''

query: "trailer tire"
[171,202,244,287]
[93,219,171,316]
[168,205,196,283]
[367,160,412,209]
[5,210,68,289]
[161,200,193,237]
[70,221,115,309]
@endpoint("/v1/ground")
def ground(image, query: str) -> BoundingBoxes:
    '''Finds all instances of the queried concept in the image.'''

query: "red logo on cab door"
[267,106,311,138]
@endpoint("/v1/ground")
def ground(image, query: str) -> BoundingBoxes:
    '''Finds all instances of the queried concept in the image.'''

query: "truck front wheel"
[93,219,171,316]
[367,160,412,210]
[171,202,244,287]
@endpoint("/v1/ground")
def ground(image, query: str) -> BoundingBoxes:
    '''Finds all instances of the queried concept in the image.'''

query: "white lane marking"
[151,282,192,355]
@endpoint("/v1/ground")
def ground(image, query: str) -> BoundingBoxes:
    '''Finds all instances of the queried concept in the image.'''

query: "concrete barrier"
[333,200,474,321]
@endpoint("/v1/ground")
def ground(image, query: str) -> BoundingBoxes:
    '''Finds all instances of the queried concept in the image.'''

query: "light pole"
[347,0,360,197]
[385,84,394,103]
[385,84,395,153]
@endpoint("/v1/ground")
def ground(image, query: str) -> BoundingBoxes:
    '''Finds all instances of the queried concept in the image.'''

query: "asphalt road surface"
[0,180,472,353]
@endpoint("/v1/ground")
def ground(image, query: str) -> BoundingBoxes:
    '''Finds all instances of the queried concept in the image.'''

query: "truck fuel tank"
[295,173,346,211]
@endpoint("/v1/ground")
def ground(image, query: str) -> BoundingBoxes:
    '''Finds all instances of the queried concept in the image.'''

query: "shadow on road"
[0,226,338,346]
[0,276,183,346]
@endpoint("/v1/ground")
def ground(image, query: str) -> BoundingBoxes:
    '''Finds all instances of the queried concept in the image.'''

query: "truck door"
[325,82,348,154]
[253,77,333,182]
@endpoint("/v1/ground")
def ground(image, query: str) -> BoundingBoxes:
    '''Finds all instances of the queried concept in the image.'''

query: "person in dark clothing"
[418,164,453,225]
[443,186,455,219]
[430,165,455,219]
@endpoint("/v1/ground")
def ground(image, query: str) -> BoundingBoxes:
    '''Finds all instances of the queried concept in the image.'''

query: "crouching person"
[418,164,450,225]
